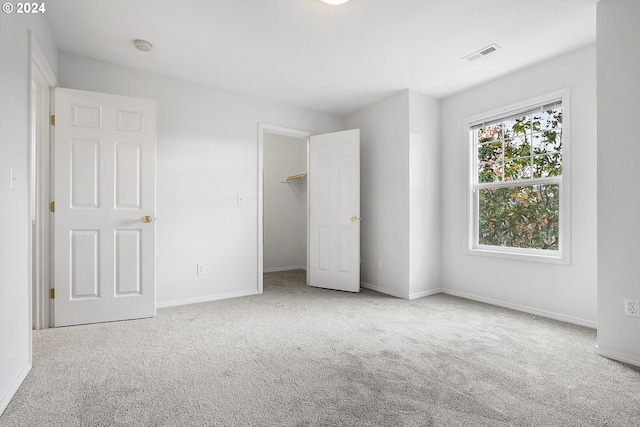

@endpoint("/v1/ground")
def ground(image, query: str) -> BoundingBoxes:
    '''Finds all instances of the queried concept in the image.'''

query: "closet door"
[308,129,360,292]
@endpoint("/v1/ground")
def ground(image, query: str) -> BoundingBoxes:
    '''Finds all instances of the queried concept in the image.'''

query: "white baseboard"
[409,288,443,300]
[263,265,306,273]
[442,289,597,329]
[360,282,409,299]
[596,346,640,368]
[156,289,259,309]
[0,360,31,416]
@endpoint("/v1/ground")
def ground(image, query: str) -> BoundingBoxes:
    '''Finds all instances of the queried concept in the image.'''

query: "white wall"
[263,132,307,271]
[440,45,597,327]
[596,0,640,366]
[57,52,343,307]
[345,91,410,298]
[0,14,57,415]
[409,91,441,298]
[344,89,440,299]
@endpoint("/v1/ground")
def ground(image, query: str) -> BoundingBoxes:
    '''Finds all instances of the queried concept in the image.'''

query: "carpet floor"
[1,270,639,426]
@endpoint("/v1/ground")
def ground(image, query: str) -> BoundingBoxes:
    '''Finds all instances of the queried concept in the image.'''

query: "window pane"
[478,141,502,163]
[478,184,559,250]
[476,124,502,143]
[533,153,562,178]
[532,108,562,132]
[504,133,530,160]
[479,162,503,183]
[532,130,562,154]
[504,157,532,181]
[504,115,531,142]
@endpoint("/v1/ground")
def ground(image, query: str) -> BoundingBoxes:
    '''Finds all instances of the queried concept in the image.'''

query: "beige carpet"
[1,269,639,426]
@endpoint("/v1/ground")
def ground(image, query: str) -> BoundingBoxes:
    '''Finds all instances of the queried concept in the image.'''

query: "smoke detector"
[133,39,153,52]
[463,44,501,62]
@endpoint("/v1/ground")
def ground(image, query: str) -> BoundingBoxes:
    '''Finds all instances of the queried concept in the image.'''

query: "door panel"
[309,129,360,292]
[115,230,141,295]
[53,88,156,327]
[70,230,99,298]
[71,139,100,207]
[115,142,142,208]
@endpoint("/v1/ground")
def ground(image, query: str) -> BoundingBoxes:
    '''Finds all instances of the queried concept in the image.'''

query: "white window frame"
[466,89,571,264]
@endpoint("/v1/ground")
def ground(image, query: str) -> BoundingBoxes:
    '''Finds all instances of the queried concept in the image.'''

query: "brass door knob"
[142,215,153,223]
[350,216,358,222]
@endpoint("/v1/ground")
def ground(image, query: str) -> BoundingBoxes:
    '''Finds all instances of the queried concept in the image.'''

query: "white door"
[53,88,156,327]
[309,129,360,292]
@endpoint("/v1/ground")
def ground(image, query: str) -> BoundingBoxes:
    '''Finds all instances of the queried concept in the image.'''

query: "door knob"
[142,215,153,223]
[350,216,358,222]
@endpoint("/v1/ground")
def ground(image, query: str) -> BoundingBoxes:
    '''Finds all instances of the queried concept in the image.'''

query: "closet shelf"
[286,172,307,181]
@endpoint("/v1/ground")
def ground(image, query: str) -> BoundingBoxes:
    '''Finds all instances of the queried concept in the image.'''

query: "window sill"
[466,246,570,265]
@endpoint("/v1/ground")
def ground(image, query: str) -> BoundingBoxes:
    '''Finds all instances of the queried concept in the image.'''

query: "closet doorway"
[258,124,311,293]
[258,124,361,294]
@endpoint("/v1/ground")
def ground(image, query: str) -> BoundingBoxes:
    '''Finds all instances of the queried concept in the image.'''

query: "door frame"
[257,123,311,293]
[29,34,57,330]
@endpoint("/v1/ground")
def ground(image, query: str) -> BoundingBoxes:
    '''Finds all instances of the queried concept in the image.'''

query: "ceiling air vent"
[463,44,501,62]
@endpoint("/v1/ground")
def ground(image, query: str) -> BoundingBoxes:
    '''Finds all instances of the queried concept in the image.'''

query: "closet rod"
[286,172,307,181]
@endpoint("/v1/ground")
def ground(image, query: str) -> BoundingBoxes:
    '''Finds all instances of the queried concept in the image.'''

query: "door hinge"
[49,288,55,299]
[50,115,55,126]
[50,201,55,213]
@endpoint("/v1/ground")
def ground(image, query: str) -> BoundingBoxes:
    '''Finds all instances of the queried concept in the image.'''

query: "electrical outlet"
[624,298,640,317]
[197,264,205,275]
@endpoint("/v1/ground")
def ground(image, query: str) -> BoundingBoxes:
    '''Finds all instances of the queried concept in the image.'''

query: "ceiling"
[44,0,597,116]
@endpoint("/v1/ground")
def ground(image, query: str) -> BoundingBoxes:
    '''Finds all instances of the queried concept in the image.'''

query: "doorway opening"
[257,124,311,293]
[263,132,308,272]
[257,125,361,294]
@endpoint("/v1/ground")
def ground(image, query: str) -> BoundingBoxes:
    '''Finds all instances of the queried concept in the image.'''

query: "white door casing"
[308,129,360,292]
[30,61,54,330]
[53,88,156,327]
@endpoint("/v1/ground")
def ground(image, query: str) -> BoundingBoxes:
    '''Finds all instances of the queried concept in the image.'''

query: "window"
[468,90,570,263]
